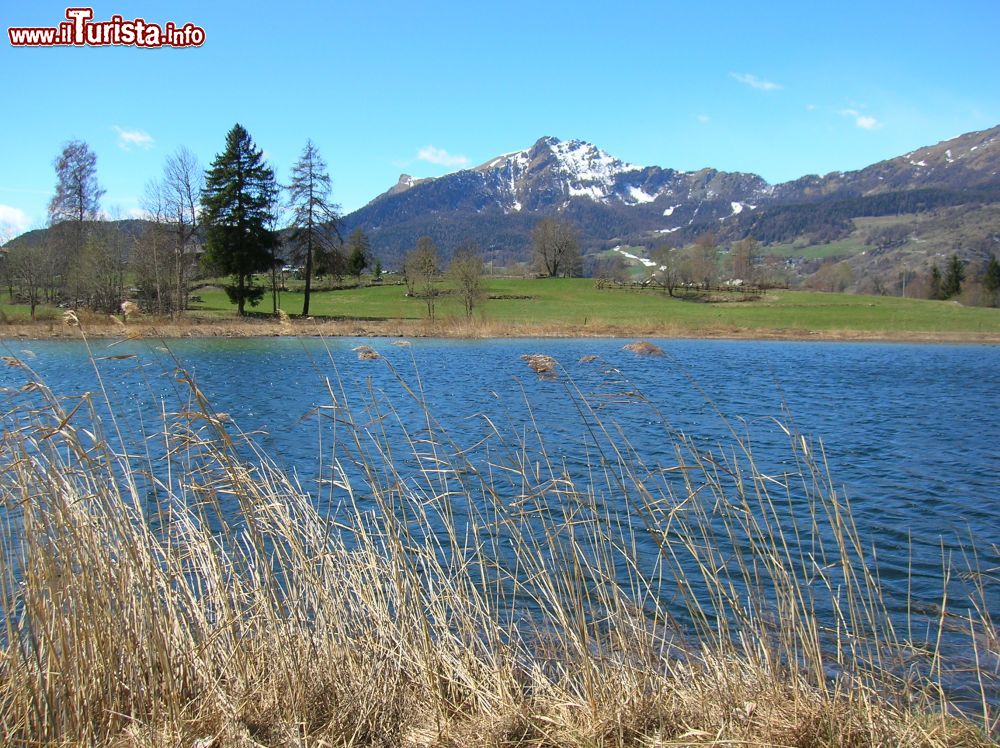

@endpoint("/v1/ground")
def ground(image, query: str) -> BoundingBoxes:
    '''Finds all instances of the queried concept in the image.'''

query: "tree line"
[1,125,379,319]
[2,124,594,321]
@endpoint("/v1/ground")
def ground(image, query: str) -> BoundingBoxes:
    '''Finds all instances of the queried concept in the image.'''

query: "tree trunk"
[271,265,279,315]
[302,235,313,317]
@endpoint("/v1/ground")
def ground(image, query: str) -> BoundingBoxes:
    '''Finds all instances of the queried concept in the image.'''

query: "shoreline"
[3,316,999,344]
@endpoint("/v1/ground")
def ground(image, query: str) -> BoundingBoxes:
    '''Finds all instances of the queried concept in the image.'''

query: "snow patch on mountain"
[719,201,748,221]
[568,184,607,201]
[626,186,658,204]
[663,204,681,216]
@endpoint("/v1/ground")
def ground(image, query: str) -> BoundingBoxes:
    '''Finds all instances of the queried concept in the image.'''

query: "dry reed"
[0,343,994,747]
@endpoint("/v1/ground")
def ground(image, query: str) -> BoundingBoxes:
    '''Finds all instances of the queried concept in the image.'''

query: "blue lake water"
[2,336,998,702]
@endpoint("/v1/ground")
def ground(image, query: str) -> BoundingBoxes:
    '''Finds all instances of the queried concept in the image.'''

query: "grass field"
[2,277,998,339]
[184,278,1000,335]
[766,238,869,260]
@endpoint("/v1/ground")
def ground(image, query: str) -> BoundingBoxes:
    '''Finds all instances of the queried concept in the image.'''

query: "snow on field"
[612,246,658,268]
[663,204,681,216]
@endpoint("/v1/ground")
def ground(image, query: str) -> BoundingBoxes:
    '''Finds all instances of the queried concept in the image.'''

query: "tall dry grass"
[0,341,995,746]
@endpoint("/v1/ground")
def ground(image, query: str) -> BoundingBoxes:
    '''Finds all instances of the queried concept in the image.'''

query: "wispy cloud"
[696,114,711,124]
[416,145,469,168]
[839,108,880,130]
[0,204,31,239]
[113,126,154,151]
[729,72,782,92]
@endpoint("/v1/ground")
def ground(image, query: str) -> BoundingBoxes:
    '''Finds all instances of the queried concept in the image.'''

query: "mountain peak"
[384,173,431,198]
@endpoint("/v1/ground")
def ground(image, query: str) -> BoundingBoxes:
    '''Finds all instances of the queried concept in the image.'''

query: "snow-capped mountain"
[385,135,771,216]
[340,128,1000,266]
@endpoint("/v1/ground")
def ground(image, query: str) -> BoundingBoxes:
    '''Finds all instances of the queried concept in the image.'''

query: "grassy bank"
[0,345,994,746]
[4,280,1000,341]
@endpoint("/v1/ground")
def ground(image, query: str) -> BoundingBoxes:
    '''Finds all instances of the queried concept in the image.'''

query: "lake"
[2,336,998,704]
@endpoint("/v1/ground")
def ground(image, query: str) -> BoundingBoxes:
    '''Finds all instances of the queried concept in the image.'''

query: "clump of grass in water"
[0,343,994,746]
[623,340,664,356]
[520,353,557,377]
[353,343,380,360]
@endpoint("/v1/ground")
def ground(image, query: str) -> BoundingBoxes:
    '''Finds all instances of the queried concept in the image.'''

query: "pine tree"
[983,255,1000,306]
[200,124,278,315]
[287,140,340,316]
[942,254,964,299]
[49,140,104,226]
[49,140,105,303]
[928,264,943,300]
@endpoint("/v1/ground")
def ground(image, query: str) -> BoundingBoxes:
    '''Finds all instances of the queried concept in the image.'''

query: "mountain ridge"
[342,126,1000,266]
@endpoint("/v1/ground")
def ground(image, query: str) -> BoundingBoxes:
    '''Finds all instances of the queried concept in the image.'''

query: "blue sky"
[2,0,998,238]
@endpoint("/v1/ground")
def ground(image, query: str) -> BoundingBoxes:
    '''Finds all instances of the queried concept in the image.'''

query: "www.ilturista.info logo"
[8,7,205,48]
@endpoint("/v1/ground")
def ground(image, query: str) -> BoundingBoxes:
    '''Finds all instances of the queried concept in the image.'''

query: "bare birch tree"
[532,218,581,277]
[449,241,485,318]
[162,147,202,314]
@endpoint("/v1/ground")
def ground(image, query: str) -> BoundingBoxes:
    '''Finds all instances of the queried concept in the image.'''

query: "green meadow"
[185,277,1000,335]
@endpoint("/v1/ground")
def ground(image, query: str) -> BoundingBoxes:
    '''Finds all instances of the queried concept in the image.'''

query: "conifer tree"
[49,140,104,225]
[928,264,943,300]
[287,140,341,316]
[983,254,1000,306]
[200,124,278,315]
[942,254,965,299]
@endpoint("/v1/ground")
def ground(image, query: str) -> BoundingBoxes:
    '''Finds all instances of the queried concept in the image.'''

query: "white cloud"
[729,72,782,92]
[416,145,469,168]
[697,114,711,124]
[0,204,31,239]
[839,108,880,130]
[113,126,154,150]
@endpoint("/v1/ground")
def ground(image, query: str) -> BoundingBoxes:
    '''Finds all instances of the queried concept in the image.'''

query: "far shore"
[3,315,999,344]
